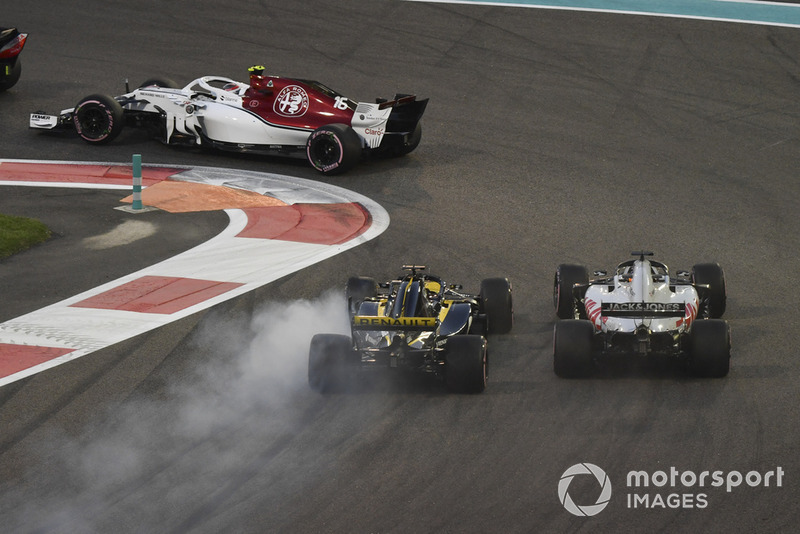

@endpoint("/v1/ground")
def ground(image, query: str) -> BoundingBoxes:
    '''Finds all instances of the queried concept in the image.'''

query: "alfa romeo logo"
[558,463,612,516]
[273,85,309,117]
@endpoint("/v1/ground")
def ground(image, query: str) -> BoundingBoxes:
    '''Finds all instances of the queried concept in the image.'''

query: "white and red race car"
[29,66,428,175]
[552,251,730,378]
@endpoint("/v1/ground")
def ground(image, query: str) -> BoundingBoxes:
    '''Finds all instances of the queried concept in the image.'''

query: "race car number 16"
[334,96,349,110]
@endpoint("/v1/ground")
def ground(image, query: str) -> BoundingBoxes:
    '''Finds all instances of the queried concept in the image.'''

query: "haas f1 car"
[553,251,730,378]
[29,66,428,175]
[309,266,513,394]
[0,27,27,91]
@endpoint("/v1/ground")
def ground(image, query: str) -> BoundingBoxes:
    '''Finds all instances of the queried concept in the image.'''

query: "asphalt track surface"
[1,1,799,532]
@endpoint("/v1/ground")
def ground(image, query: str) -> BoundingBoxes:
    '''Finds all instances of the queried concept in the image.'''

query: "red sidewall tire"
[73,94,124,144]
[306,123,362,175]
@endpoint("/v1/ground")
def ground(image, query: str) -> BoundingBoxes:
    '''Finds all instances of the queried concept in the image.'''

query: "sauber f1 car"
[29,66,428,175]
[552,251,730,378]
[0,27,27,91]
[309,266,513,394]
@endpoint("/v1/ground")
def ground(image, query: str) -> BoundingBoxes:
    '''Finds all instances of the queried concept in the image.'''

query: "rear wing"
[352,315,437,331]
[601,302,685,318]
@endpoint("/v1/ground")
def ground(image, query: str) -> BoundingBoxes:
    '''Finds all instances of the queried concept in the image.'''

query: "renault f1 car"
[0,27,27,91]
[309,266,513,394]
[29,66,428,175]
[552,251,729,378]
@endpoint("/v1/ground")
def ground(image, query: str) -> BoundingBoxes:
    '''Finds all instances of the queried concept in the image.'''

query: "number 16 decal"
[334,96,349,110]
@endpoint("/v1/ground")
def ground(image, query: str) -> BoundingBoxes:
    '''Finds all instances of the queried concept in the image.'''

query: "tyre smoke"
[5,290,352,533]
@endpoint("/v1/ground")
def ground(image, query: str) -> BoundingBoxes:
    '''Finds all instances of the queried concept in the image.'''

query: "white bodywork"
[129,77,312,146]
[583,258,699,334]
[351,102,391,148]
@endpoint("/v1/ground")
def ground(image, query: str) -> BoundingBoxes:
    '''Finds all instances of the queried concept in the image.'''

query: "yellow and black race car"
[309,265,513,394]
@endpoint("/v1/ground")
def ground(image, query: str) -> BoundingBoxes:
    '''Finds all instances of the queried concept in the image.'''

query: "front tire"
[692,263,726,318]
[480,278,513,335]
[688,319,730,378]
[445,335,488,393]
[73,93,124,144]
[345,276,378,316]
[306,123,362,175]
[553,320,595,378]
[554,264,589,319]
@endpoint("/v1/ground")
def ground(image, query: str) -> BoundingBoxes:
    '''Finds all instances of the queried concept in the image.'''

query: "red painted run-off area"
[239,203,371,244]
[70,276,244,314]
[0,162,181,186]
[0,345,75,376]
[0,276,243,376]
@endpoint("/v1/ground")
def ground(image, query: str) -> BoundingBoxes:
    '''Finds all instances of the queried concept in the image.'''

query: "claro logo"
[558,463,612,517]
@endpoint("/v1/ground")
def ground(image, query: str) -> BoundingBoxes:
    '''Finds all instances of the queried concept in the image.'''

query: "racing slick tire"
[480,278,513,335]
[138,77,180,89]
[0,59,21,92]
[346,276,378,316]
[553,320,594,378]
[308,334,358,393]
[554,264,589,319]
[73,93,124,144]
[445,335,488,393]
[306,123,362,175]
[688,319,730,378]
[692,263,727,318]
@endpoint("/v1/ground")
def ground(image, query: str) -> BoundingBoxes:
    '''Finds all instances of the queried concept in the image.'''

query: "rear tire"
[73,93,124,144]
[692,263,726,318]
[480,278,513,335]
[688,319,730,378]
[138,77,179,89]
[553,320,594,378]
[306,123,362,175]
[308,334,357,393]
[554,264,589,319]
[0,59,22,91]
[445,335,487,393]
